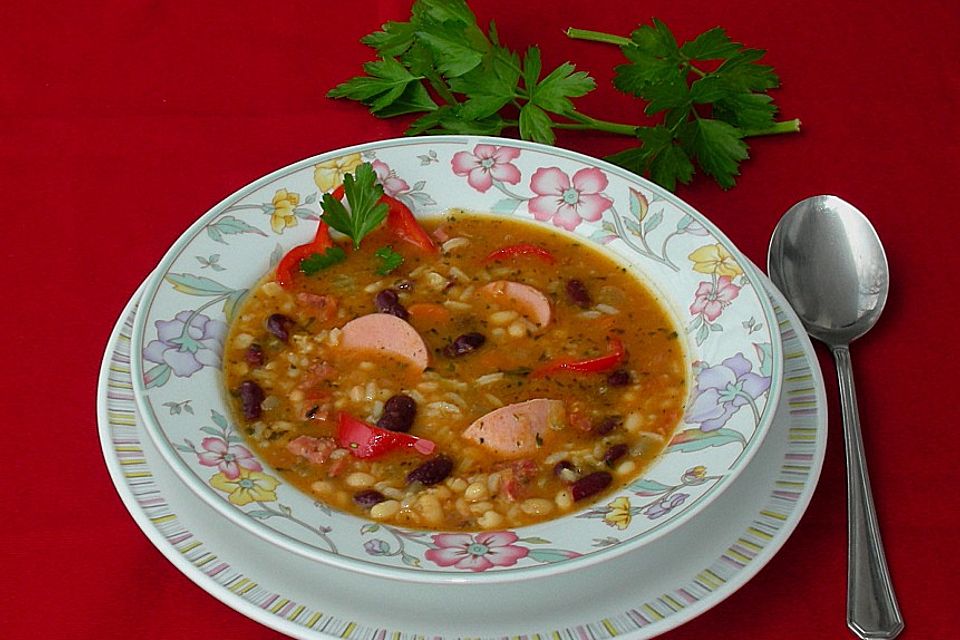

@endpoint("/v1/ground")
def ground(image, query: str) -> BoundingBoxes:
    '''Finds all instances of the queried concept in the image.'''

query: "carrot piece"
[407,302,451,323]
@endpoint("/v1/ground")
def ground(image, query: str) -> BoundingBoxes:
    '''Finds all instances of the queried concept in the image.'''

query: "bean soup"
[223,212,687,531]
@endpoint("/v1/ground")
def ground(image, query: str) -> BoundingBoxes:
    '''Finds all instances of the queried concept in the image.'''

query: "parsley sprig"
[328,0,799,191]
[320,162,389,249]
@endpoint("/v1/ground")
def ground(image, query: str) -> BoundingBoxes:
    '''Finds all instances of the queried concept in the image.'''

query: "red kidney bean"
[266,313,293,342]
[443,332,486,358]
[407,455,454,486]
[244,344,265,366]
[571,471,612,501]
[565,279,592,308]
[353,489,387,508]
[376,394,417,432]
[606,369,631,387]
[375,289,409,320]
[238,380,265,420]
[594,415,622,436]
[603,443,629,466]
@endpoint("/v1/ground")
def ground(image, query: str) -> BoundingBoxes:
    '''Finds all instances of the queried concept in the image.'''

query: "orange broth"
[223,213,686,530]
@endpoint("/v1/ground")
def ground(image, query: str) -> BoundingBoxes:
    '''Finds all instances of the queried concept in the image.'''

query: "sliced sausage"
[462,398,566,457]
[339,313,429,372]
[481,281,552,328]
[286,435,337,465]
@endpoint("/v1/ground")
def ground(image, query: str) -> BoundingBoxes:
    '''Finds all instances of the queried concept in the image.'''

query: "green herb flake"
[374,245,405,275]
[300,246,347,275]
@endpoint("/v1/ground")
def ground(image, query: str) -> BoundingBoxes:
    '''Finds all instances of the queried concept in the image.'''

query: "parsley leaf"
[329,1,800,192]
[300,247,347,275]
[320,163,388,249]
[599,20,794,188]
[374,245,405,275]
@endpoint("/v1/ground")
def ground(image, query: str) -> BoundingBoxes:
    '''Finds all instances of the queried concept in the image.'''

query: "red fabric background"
[3,1,958,637]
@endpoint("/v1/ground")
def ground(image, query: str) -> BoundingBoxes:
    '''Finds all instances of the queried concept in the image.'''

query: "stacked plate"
[98,136,827,639]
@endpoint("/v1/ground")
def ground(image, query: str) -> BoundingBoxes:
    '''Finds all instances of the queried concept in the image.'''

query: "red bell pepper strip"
[482,243,556,265]
[382,194,437,253]
[337,412,436,459]
[275,221,335,288]
[531,337,626,378]
[329,186,436,253]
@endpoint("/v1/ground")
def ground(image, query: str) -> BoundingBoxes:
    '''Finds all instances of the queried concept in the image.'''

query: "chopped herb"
[374,245,405,275]
[300,246,347,275]
[321,163,388,249]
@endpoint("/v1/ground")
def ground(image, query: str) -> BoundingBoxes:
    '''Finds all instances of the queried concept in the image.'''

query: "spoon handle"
[832,346,904,639]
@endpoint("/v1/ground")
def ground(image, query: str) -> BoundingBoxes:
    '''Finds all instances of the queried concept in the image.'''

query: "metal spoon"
[768,195,903,639]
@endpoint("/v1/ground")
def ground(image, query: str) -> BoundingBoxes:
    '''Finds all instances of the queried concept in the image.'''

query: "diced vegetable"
[531,337,626,378]
[337,412,436,459]
[383,194,437,253]
[482,243,556,265]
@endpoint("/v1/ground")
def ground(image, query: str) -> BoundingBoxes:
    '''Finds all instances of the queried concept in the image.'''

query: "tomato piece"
[382,194,438,253]
[275,221,335,288]
[336,412,436,459]
[482,243,556,265]
[531,337,626,378]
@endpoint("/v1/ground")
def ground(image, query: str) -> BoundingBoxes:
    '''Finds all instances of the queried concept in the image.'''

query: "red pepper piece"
[482,243,556,265]
[382,194,438,253]
[336,412,436,459]
[531,337,626,378]
[276,221,335,288]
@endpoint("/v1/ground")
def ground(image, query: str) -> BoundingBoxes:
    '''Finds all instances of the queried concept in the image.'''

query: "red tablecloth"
[5,1,958,637]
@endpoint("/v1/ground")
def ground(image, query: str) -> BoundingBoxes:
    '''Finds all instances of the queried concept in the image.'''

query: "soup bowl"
[131,136,782,583]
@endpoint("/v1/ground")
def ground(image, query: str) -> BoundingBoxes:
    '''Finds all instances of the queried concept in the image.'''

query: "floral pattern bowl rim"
[130,135,783,584]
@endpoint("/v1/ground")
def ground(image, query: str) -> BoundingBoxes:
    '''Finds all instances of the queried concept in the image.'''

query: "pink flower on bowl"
[690,275,741,321]
[425,531,529,572]
[451,144,521,193]
[528,167,613,231]
[371,159,410,197]
[197,437,262,480]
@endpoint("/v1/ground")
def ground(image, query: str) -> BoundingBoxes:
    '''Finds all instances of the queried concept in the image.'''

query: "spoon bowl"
[768,195,903,640]
[768,195,889,346]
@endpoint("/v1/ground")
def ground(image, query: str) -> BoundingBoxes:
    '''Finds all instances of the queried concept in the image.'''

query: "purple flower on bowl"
[364,539,391,556]
[644,493,689,519]
[425,531,529,572]
[685,353,771,431]
[143,311,227,379]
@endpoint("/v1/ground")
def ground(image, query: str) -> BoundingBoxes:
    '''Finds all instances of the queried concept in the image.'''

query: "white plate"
[98,276,825,639]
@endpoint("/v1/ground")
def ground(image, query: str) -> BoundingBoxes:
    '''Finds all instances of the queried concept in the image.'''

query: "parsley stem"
[565,27,631,48]
[425,73,459,106]
[743,118,802,137]
[564,111,637,136]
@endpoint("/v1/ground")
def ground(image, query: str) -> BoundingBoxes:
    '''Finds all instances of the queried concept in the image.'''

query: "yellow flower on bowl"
[210,469,281,506]
[688,243,743,278]
[604,496,633,530]
[270,189,300,234]
[314,153,363,192]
